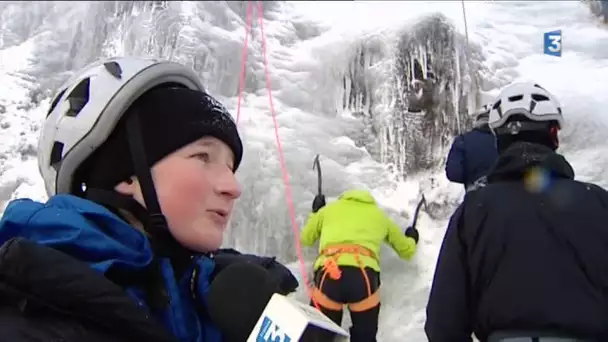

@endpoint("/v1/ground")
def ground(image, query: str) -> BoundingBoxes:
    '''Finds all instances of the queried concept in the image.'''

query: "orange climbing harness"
[310,243,381,312]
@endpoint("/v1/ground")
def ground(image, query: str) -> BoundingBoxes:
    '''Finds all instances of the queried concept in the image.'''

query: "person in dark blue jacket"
[0,57,297,342]
[445,105,499,191]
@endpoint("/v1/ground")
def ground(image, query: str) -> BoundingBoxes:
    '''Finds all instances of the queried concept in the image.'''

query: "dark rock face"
[585,0,608,22]
[339,13,484,178]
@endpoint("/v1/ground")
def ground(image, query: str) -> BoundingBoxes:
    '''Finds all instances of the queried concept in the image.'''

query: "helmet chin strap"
[124,111,167,235]
[83,111,194,310]
[123,110,194,274]
[83,110,195,279]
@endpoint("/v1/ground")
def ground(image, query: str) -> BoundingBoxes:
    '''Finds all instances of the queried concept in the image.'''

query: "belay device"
[312,154,326,213]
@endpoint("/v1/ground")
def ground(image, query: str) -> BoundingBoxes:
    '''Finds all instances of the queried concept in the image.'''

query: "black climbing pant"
[309,266,381,342]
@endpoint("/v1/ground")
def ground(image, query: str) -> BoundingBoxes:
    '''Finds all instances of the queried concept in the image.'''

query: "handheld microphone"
[207,262,276,341]
[206,262,349,342]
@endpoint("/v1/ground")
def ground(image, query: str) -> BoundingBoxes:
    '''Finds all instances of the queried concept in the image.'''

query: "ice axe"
[311,154,326,213]
[313,154,323,195]
[410,194,428,230]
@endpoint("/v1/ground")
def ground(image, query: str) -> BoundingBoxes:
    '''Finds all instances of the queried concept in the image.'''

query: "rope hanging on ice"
[235,0,321,310]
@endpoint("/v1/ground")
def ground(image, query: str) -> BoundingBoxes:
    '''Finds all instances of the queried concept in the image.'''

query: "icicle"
[409,53,415,86]
[421,47,428,80]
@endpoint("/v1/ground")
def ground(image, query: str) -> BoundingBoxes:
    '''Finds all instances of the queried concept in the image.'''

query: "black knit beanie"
[79,87,243,190]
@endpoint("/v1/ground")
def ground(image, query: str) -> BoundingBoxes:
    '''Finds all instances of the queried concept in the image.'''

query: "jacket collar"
[487,142,574,183]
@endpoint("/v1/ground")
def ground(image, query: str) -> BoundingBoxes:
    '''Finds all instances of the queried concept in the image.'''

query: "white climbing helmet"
[488,82,564,132]
[473,103,491,128]
[38,56,205,197]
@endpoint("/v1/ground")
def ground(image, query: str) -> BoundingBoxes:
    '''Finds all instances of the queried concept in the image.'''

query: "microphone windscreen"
[207,262,280,342]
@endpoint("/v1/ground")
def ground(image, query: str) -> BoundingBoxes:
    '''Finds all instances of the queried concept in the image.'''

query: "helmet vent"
[492,99,503,117]
[508,95,523,102]
[65,78,90,117]
[104,61,122,79]
[50,141,64,169]
[47,89,67,118]
[531,94,549,101]
[534,83,545,90]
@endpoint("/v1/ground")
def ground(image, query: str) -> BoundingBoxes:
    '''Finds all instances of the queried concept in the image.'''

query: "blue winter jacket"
[0,194,222,342]
[445,126,498,190]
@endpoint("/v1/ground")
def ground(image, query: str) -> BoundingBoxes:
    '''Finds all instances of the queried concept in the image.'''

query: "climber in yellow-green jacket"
[301,189,420,342]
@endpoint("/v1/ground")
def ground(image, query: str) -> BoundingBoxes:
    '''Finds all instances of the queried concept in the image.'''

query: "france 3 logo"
[543,29,562,57]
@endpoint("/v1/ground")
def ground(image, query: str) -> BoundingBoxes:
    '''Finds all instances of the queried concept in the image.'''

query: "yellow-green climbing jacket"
[300,189,417,272]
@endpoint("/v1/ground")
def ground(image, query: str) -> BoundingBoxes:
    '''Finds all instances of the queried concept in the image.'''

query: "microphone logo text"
[256,316,292,342]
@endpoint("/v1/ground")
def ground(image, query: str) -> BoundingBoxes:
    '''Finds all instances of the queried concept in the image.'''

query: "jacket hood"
[488,141,574,183]
[339,190,376,204]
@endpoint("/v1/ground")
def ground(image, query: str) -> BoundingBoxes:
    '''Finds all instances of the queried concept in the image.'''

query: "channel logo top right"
[544,29,562,57]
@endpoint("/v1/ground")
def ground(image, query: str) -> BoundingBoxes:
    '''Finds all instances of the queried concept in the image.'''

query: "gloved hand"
[211,249,299,295]
[405,226,419,244]
[312,194,326,213]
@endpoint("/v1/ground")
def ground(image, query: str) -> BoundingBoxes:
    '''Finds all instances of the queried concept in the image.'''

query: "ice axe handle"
[312,155,325,212]
[312,154,322,195]
[411,195,427,230]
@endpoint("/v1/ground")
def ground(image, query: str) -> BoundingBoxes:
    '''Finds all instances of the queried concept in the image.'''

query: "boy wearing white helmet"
[426,82,608,342]
[0,57,297,341]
